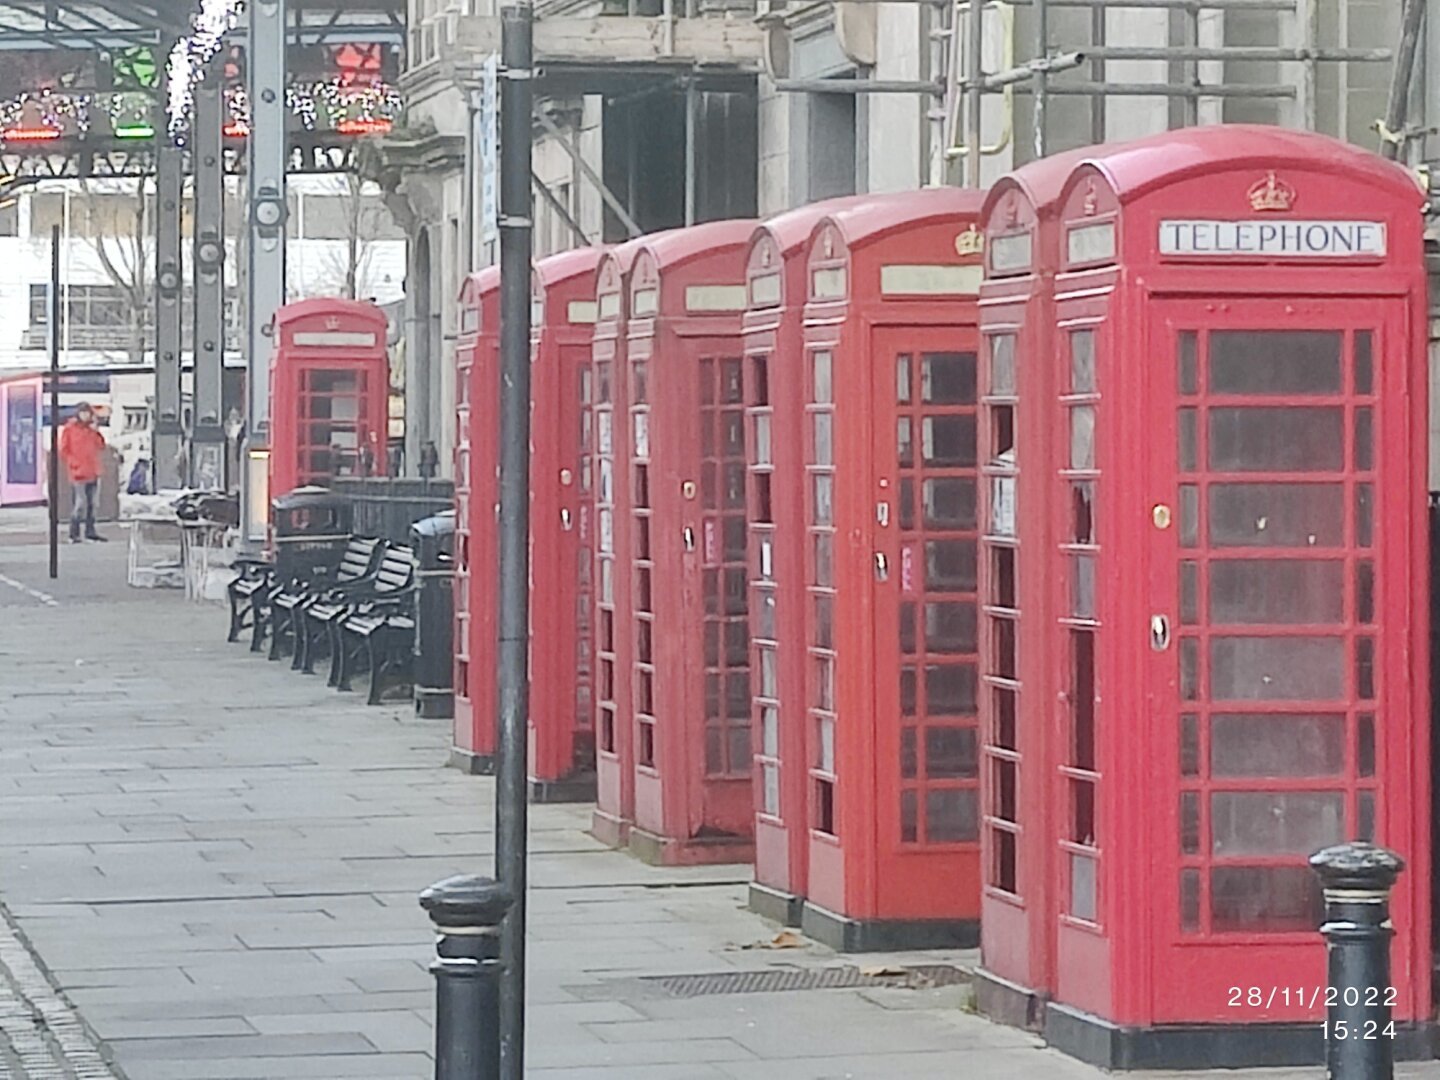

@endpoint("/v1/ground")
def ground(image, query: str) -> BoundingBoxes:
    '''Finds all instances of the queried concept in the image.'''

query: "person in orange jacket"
[59,402,108,543]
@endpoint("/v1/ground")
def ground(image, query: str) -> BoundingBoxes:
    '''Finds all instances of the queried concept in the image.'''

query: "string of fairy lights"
[166,0,243,144]
[0,0,402,146]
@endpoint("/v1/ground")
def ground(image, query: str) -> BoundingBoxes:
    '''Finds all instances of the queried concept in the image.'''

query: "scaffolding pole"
[1379,0,1425,161]
[967,0,984,185]
[857,0,1395,178]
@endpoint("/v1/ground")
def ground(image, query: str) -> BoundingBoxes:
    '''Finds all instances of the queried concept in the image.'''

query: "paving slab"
[0,509,1436,1080]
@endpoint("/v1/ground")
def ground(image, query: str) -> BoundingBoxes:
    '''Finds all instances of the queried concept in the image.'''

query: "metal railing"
[331,477,455,544]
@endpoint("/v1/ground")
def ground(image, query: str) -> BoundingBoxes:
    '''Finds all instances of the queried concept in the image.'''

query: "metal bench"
[267,536,384,666]
[298,544,415,686]
[335,600,417,705]
[226,556,276,645]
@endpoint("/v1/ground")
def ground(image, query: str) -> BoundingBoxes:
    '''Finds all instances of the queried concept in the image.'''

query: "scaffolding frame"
[772,0,1399,187]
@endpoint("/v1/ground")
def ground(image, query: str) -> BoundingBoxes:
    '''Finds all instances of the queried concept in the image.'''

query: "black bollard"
[1309,842,1404,1080]
[420,875,514,1080]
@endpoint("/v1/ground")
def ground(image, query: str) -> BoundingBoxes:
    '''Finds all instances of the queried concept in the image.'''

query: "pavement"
[0,503,1436,1080]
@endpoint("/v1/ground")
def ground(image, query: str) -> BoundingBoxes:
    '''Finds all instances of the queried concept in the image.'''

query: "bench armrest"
[354,592,414,615]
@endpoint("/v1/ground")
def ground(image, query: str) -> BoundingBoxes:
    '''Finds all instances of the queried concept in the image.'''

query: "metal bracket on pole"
[241,0,288,547]
[153,145,184,491]
[191,53,226,491]
[535,108,641,239]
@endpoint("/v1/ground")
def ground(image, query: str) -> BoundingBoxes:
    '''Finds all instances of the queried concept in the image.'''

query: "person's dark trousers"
[69,480,99,540]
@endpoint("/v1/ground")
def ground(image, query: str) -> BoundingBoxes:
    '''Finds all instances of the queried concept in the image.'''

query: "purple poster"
[5,384,38,486]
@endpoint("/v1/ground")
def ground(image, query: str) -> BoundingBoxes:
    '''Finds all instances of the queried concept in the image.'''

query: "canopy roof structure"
[0,2,206,48]
[0,0,404,176]
[0,1,404,50]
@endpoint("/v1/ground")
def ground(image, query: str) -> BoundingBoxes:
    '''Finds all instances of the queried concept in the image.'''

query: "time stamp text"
[1229,987,1400,1039]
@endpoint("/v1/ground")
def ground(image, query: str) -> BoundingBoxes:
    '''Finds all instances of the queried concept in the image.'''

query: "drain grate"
[642,963,968,998]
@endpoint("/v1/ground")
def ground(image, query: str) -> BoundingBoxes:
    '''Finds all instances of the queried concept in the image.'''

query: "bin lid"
[273,485,347,511]
[412,509,457,537]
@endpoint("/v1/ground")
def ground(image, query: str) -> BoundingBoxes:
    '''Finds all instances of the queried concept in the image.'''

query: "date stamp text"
[1227,987,1400,1038]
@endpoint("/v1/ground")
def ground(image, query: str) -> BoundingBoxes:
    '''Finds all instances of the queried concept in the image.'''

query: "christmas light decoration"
[3,127,60,142]
[224,77,401,139]
[0,6,403,149]
[303,79,402,133]
[166,0,244,145]
[337,118,392,135]
[223,82,249,137]
[0,90,89,145]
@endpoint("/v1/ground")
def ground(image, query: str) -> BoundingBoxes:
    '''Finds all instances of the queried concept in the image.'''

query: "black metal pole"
[1310,842,1404,1080]
[47,224,60,579]
[495,5,534,1080]
[420,875,512,1080]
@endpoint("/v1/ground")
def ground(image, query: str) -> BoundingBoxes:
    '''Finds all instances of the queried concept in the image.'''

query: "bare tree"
[315,172,395,300]
[76,178,152,365]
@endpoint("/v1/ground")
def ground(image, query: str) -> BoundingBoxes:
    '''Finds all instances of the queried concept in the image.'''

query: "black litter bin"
[413,510,456,719]
[272,486,354,582]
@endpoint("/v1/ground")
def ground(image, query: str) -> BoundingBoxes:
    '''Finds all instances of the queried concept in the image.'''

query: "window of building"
[29,193,64,236]
[806,79,857,202]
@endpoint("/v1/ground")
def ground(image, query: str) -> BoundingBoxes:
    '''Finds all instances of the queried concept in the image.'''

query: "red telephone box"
[612,219,757,865]
[742,195,870,923]
[972,146,1095,1010]
[976,126,1430,1068]
[528,248,604,801]
[590,236,656,848]
[268,299,389,499]
[454,268,500,773]
[794,188,987,950]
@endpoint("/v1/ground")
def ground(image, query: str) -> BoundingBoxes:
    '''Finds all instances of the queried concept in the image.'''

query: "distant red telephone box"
[268,299,389,499]
[782,188,988,950]
[614,219,757,865]
[528,248,604,801]
[743,195,868,923]
[590,237,654,848]
[457,254,604,793]
[972,145,1094,1000]
[454,268,500,773]
[974,126,1430,1069]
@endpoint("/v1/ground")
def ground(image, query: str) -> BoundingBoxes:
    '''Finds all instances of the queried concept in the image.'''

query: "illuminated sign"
[1158,220,1387,258]
[989,232,1033,273]
[749,272,780,308]
[293,331,377,347]
[684,284,747,312]
[811,267,846,299]
[1067,222,1117,264]
[879,264,983,296]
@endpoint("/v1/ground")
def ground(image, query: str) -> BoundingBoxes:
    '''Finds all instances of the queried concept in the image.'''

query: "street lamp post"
[494,4,535,1078]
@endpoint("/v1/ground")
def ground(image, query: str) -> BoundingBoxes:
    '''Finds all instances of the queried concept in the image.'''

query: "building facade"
[388,0,1435,477]
[0,175,405,479]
